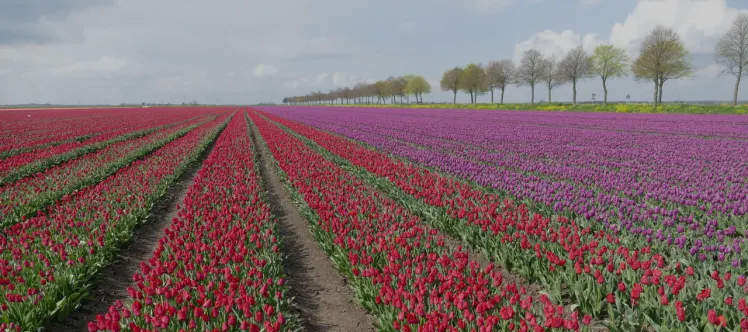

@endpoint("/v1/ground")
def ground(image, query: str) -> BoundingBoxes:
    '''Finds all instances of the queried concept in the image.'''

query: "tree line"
[284,15,748,107]
[282,75,432,105]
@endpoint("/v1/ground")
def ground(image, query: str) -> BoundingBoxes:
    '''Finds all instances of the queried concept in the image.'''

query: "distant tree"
[343,87,353,104]
[485,60,515,104]
[516,49,544,106]
[374,80,391,104]
[396,77,409,103]
[460,64,488,104]
[402,75,415,103]
[352,83,367,104]
[716,13,748,106]
[539,57,564,103]
[632,26,693,106]
[590,45,629,105]
[406,75,431,103]
[485,62,499,103]
[386,76,407,104]
[365,83,378,104]
[559,46,593,106]
[440,67,464,104]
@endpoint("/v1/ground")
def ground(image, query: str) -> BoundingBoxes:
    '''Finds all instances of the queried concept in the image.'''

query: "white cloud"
[515,0,748,62]
[0,0,380,104]
[283,72,329,90]
[695,63,723,77]
[513,29,602,62]
[284,77,308,90]
[608,0,745,54]
[332,72,375,87]
[253,64,279,78]
[316,72,329,84]
[49,56,127,78]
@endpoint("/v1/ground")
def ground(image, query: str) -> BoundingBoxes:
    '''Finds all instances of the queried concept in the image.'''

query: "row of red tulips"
[0,115,215,229]
[0,112,230,330]
[261,111,748,331]
[0,110,144,157]
[0,111,206,186]
[250,111,588,331]
[87,112,295,331]
[0,133,92,160]
[0,108,206,162]
[0,109,134,150]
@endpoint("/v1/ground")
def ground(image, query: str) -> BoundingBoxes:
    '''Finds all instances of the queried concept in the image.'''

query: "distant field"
[313,102,748,114]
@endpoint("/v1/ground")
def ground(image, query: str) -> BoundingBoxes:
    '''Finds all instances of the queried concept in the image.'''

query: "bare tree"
[558,46,593,106]
[539,57,564,103]
[632,26,693,106]
[485,62,500,103]
[485,60,515,105]
[590,45,629,105]
[516,49,544,106]
[387,76,407,104]
[716,13,748,106]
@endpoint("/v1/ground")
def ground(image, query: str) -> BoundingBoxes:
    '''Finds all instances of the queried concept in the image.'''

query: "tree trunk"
[653,80,658,106]
[490,89,494,103]
[531,84,535,106]
[453,90,457,104]
[500,87,505,105]
[734,74,741,106]
[572,82,577,106]
[658,80,664,106]
[470,91,474,104]
[602,78,608,105]
[548,86,552,103]
[406,95,410,104]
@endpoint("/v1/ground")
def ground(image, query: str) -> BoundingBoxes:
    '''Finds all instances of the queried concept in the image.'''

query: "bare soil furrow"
[248,115,376,332]
[45,127,221,332]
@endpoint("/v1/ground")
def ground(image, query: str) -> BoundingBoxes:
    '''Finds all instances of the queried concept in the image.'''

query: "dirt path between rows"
[46,133,221,332]
[247,116,377,332]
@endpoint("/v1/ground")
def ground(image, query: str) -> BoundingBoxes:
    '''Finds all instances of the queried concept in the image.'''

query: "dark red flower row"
[0,111,231,331]
[88,112,294,332]
[0,115,214,228]
[250,111,585,331]
[0,109,209,180]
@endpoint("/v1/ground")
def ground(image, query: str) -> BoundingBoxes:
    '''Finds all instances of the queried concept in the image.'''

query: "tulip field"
[0,106,746,331]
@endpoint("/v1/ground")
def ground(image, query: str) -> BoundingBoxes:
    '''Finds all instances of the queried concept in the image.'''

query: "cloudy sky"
[0,0,746,105]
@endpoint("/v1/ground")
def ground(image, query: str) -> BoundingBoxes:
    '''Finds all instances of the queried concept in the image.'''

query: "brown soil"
[45,135,220,332]
[247,116,377,332]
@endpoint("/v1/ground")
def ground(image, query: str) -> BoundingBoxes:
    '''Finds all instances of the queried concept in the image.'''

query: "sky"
[0,0,747,105]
